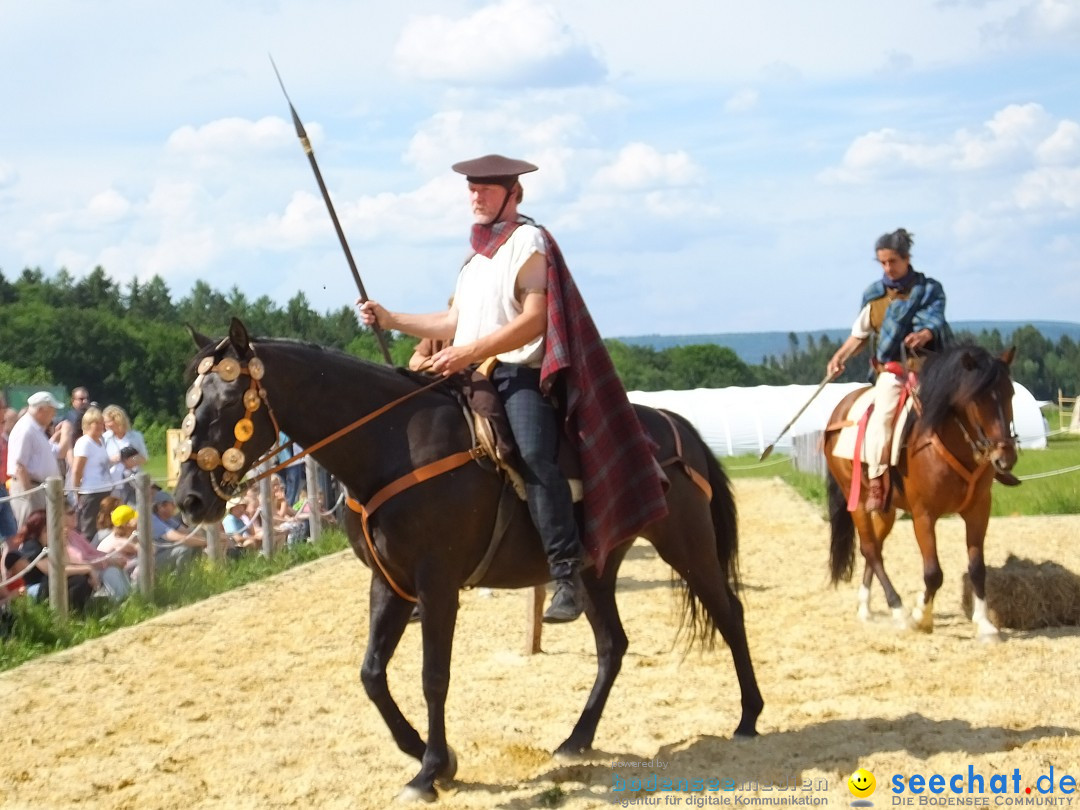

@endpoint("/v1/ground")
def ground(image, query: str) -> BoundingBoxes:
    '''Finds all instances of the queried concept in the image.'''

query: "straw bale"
[962,554,1080,629]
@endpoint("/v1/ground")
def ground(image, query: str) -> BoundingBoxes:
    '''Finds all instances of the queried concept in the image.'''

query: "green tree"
[74,266,121,310]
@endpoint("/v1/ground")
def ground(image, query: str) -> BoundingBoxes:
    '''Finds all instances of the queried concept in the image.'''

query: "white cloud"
[404,106,587,176]
[394,0,606,87]
[1035,120,1080,164]
[234,176,464,251]
[86,189,131,223]
[1014,167,1080,210]
[819,128,953,182]
[592,143,701,192]
[724,89,759,114]
[953,103,1052,169]
[821,103,1060,182]
[0,161,16,188]
[990,0,1080,43]
[166,116,304,157]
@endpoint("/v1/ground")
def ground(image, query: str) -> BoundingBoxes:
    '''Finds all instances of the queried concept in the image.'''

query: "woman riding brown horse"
[824,343,1018,641]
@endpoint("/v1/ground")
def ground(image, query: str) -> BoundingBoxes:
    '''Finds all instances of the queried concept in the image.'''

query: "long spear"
[758,370,838,461]
[269,54,393,365]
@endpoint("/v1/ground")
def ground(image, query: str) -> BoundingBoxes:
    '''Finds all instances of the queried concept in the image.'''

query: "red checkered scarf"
[470,220,520,259]
[536,226,668,574]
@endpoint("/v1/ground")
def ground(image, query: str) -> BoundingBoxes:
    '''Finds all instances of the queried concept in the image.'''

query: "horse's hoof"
[733,728,759,742]
[395,785,437,804]
[553,741,590,762]
[435,746,458,786]
[977,631,1003,645]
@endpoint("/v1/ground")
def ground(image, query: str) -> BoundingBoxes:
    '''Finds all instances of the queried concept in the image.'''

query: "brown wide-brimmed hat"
[451,154,538,187]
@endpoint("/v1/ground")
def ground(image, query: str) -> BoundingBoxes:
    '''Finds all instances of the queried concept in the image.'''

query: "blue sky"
[2,0,1079,338]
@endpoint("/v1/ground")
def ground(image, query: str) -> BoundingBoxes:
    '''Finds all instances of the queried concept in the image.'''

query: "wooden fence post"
[304,455,322,542]
[524,585,545,655]
[135,473,154,597]
[45,477,68,621]
[204,522,223,565]
[260,475,274,556]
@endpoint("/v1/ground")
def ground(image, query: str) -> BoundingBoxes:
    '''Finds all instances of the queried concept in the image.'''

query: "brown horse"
[175,319,763,803]
[824,344,1018,641]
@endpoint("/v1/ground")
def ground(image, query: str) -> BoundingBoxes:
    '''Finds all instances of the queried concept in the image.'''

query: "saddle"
[827,361,920,511]
[444,361,583,502]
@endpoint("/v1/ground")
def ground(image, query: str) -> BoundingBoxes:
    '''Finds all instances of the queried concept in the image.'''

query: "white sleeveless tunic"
[453,224,547,368]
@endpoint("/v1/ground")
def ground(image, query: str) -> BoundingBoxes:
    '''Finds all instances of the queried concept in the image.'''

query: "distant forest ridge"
[615,321,1080,365]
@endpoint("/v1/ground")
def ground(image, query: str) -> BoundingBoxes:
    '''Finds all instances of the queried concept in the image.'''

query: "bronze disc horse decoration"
[175,319,763,803]
[823,344,1018,641]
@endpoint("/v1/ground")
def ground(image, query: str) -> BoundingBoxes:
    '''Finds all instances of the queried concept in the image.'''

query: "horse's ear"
[1001,346,1016,367]
[961,351,977,371]
[187,324,213,350]
[229,318,251,356]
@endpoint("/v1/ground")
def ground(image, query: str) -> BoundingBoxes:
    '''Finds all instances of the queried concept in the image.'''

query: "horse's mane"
[186,335,425,389]
[917,344,1009,433]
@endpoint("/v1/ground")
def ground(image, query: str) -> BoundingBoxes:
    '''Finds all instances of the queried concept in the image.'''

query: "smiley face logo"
[848,768,876,799]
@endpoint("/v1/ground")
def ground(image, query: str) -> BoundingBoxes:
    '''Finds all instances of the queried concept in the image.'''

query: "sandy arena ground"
[2,478,1078,810]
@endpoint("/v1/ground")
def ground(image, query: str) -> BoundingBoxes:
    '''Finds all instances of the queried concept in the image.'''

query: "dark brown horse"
[824,344,1018,641]
[175,319,762,802]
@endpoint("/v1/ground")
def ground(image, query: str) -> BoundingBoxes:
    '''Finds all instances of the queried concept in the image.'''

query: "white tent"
[628,381,1048,457]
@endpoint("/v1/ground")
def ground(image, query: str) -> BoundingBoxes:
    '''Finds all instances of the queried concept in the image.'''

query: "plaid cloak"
[535,226,669,574]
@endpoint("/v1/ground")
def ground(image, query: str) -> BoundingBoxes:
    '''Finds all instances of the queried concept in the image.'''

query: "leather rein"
[911,384,1016,514]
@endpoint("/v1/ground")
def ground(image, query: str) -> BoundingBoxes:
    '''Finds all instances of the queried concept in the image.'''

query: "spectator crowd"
[1,389,334,629]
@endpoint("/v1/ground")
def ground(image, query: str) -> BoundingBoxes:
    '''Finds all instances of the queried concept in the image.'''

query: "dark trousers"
[491,364,582,577]
[283,465,304,509]
[77,490,109,542]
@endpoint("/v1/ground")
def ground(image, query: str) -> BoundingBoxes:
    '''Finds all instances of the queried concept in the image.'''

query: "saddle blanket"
[830,386,916,466]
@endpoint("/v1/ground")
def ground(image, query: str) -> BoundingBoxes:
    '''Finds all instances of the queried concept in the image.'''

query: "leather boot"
[543,574,584,623]
[865,476,886,512]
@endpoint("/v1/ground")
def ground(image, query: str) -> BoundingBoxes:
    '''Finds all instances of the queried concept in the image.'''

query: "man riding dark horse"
[358,154,668,623]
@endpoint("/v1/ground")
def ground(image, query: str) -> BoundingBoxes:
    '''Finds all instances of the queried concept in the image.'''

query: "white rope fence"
[0,547,47,589]
[1017,464,1080,481]
[0,481,47,504]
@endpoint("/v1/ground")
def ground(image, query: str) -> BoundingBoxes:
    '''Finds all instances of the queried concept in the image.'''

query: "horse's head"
[919,345,1019,474]
[174,318,281,524]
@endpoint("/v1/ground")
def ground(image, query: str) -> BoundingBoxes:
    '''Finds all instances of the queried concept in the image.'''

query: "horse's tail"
[704,447,740,594]
[827,470,856,583]
[663,410,739,650]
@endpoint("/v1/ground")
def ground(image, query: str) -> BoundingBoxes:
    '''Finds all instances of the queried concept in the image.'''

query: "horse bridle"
[177,342,283,502]
[954,387,1017,469]
[179,340,452,505]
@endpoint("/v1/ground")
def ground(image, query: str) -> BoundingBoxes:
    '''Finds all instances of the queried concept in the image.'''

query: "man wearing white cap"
[6,392,64,527]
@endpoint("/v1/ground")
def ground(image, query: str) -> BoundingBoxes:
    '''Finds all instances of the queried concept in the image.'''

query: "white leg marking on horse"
[972,596,1002,643]
[891,606,912,630]
[857,584,872,622]
[395,786,437,804]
